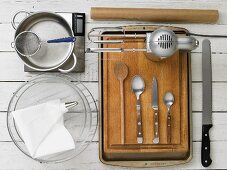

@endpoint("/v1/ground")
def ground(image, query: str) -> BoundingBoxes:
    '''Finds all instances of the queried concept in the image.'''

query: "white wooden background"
[0,0,227,169]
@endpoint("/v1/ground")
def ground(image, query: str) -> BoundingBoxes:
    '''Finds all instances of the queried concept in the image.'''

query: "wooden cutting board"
[100,32,190,162]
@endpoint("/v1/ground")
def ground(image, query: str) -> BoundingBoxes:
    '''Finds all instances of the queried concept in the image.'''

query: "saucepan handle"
[58,53,77,73]
[11,42,15,48]
[11,10,31,30]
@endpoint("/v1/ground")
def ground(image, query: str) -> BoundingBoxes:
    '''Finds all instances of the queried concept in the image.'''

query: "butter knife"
[152,77,159,144]
[201,39,213,167]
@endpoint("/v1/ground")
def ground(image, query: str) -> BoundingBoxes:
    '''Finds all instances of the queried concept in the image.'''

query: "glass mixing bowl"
[7,74,98,163]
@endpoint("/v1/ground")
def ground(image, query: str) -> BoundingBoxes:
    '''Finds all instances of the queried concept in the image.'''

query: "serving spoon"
[164,92,175,144]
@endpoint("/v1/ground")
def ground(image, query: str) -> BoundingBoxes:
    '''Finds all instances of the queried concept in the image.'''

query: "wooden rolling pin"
[91,7,219,23]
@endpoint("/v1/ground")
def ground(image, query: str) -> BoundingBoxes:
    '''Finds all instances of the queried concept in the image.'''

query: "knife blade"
[201,39,213,167]
[152,77,159,144]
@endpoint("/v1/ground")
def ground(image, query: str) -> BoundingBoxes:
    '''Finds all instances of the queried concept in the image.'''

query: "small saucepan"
[11,10,77,73]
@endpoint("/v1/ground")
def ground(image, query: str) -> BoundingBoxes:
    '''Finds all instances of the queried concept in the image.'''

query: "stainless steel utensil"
[87,27,199,61]
[65,101,78,109]
[13,31,43,58]
[152,77,159,144]
[12,31,77,58]
[131,75,145,144]
[201,39,213,167]
[164,92,174,144]
[11,11,77,73]
[145,28,199,61]
[114,62,129,144]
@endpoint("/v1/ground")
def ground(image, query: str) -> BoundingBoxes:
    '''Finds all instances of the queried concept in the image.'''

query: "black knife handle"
[201,124,212,167]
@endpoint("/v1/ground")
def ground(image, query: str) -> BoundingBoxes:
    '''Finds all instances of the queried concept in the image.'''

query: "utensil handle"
[86,48,146,53]
[201,124,212,167]
[87,48,123,53]
[177,36,199,50]
[91,7,219,23]
[153,109,159,144]
[136,98,143,144]
[58,53,77,73]
[167,112,171,144]
[11,10,30,30]
[47,37,76,43]
[120,80,125,144]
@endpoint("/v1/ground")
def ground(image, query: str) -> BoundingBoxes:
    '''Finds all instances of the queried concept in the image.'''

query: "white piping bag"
[12,99,78,158]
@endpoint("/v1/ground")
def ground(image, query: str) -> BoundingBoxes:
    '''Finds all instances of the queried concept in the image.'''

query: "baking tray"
[98,25,192,167]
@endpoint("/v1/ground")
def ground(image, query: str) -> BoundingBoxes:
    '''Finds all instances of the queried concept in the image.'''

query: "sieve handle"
[47,37,76,43]
[58,53,77,73]
[11,10,30,30]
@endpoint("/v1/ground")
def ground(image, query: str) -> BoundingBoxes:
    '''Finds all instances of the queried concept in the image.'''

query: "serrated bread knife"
[201,39,213,167]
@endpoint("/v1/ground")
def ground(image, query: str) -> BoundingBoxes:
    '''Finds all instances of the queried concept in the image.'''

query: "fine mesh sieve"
[13,31,76,58]
[14,31,42,57]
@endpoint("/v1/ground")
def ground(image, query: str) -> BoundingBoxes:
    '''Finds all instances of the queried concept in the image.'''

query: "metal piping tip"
[65,101,78,109]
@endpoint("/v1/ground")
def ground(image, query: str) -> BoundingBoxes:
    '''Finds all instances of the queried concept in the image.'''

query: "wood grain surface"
[1,0,227,169]
[102,35,189,161]
[91,7,219,23]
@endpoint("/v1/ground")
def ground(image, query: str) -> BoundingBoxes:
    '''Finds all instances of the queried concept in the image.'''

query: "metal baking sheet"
[98,25,192,167]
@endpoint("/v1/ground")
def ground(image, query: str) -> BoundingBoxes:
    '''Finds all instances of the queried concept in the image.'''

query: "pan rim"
[14,11,75,71]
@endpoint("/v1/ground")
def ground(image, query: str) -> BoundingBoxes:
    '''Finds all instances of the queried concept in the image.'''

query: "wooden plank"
[95,0,227,1]
[191,83,227,112]
[0,81,99,141]
[0,0,227,24]
[0,24,15,51]
[1,111,226,143]
[191,53,227,82]
[0,0,226,169]
[0,82,226,112]
[0,82,99,111]
[0,141,226,169]
[0,52,98,81]
[191,112,227,142]
[0,111,99,142]
[2,22,227,52]
[0,52,227,82]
